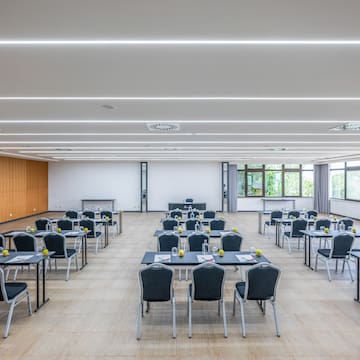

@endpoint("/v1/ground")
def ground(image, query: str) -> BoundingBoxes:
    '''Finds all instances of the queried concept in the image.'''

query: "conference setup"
[1,1,360,359]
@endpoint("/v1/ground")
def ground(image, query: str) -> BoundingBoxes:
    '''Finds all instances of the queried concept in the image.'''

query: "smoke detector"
[146,123,180,132]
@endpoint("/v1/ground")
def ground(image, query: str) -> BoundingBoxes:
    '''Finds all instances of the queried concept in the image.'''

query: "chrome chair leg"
[271,301,281,337]
[222,299,227,338]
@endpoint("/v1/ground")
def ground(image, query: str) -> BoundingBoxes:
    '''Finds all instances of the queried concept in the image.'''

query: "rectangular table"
[154,229,231,238]
[301,230,360,269]
[141,251,270,266]
[261,198,296,211]
[168,203,206,211]
[0,251,54,310]
[161,217,215,226]
[2,230,88,269]
[81,199,116,211]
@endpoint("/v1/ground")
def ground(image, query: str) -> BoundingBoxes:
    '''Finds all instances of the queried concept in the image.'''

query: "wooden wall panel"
[0,156,48,223]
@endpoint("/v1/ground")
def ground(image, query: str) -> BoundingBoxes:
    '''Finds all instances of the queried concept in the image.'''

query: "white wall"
[48,162,140,211]
[148,162,222,211]
[330,199,360,219]
[237,197,314,211]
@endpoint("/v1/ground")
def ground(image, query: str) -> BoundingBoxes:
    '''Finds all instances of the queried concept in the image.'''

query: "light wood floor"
[1,212,360,359]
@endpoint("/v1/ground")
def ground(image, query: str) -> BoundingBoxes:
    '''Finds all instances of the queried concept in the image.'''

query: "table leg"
[304,235,308,266]
[80,235,86,269]
[36,263,40,310]
[119,212,122,234]
[308,236,313,270]
[42,258,46,304]
[258,213,262,234]
[355,257,360,302]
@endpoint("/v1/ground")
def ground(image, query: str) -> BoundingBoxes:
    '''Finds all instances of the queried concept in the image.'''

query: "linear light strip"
[0,40,360,45]
[0,150,56,161]
[0,97,360,101]
[1,141,360,144]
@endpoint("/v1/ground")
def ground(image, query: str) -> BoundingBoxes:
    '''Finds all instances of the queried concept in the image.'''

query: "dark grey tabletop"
[301,230,360,238]
[2,230,85,238]
[141,251,270,266]
[0,251,54,265]
[154,230,231,238]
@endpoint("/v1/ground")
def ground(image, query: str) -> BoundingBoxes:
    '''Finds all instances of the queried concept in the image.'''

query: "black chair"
[263,211,283,235]
[137,263,175,340]
[158,232,180,251]
[210,219,225,231]
[315,218,331,230]
[185,219,200,231]
[170,209,182,219]
[44,233,78,281]
[188,262,227,338]
[233,263,281,337]
[338,218,354,231]
[203,210,216,219]
[101,210,119,235]
[188,233,209,252]
[35,218,51,231]
[80,219,102,254]
[288,210,300,219]
[307,210,318,219]
[57,219,73,231]
[187,210,200,219]
[221,232,243,251]
[282,219,308,253]
[163,219,179,231]
[82,210,95,219]
[65,210,79,219]
[0,268,32,338]
[315,233,354,281]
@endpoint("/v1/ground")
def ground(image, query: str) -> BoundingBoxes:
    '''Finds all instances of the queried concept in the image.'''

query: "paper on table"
[64,231,79,236]
[36,231,50,236]
[197,255,215,263]
[154,254,171,263]
[236,254,256,263]
[6,255,34,263]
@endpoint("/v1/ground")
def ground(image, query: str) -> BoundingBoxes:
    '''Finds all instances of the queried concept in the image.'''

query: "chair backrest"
[57,219,73,231]
[35,218,50,231]
[188,232,209,251]
[101,210,113,219]
[185,198,194,203]
[139,263,174,301]
[288,210,300,219]
[13,233,37,251]
[158,233,179,251]
[170,210,182,219]
[65,210,78,219]
[80,219,95,232]
[186,219,200,231]
[221,232,243,251]
[163,218,178,231]
[0,234,4,248]
[245,263,281,301]
[191,263,225,301]
[270,211,283,225]
[339,218,354,230]
[307,210,318,219]
[0,268,10,302]
[210,218,225,230]
[203,210,216,219]
[291,219,308,236]
[315,218,331,230]
[44,233,67,257]
[187,210,200,218]
[83,210,95,219]
[330,233,354,258]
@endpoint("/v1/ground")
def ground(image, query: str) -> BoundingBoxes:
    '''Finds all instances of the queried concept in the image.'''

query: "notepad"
[236,255,256,263]
[197,255,215,263]
[6,255,34,263]
[154,254,171,263]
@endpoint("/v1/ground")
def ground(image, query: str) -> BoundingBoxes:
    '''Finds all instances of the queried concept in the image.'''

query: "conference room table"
[301,229,360,270]
[154,229,232,238]
[160,217,215,226]
[2,229,88,269]
[0,251,54,310]
[141,251,270,266]
[351,250,360,302]
[168,203,206,211]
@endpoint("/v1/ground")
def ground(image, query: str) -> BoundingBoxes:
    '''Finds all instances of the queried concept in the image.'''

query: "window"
[346,170,360,200]
[330,163,345,199]
[237,164,313,197]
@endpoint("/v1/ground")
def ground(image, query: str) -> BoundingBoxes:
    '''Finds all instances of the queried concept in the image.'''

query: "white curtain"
[228,164,238,212]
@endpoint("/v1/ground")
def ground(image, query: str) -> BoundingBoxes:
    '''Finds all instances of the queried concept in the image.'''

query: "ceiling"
[1,0,360,163]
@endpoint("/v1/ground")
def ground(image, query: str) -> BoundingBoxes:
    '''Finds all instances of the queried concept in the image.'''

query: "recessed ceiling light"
[146,123,180,132]
[271,147,288,151]
[330,122,360,131]
[101,104,116,110]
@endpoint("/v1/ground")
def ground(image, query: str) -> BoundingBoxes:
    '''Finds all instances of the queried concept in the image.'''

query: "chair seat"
[1,283,27,301]
[235,282,246,299]
[318,248,346,259]
[87,231,102,238]
[284,231,303,238]
[50,248,77,258]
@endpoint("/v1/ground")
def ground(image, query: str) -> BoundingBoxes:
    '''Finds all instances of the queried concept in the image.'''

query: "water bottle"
[46,222,51,231]
[202,240,209,255]
[195,222,199,232]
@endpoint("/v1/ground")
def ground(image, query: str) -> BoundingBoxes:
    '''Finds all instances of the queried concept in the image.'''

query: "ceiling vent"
[146,123,180,132]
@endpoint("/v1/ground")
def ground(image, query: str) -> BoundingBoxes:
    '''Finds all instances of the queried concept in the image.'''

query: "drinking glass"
[212,246,218,256]
[250,246,256,255]
[171,247,178,257]
[320,226,325,232]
